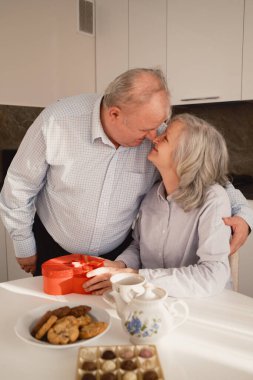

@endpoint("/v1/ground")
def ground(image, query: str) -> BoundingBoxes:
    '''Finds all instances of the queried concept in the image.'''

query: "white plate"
[14,301,111,349]
[102,290,116,308]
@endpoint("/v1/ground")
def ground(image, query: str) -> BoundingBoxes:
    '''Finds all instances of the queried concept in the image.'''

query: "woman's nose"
[153,134,163,144]
[146,130,157,141]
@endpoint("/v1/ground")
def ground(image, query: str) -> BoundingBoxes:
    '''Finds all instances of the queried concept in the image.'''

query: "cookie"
[79,322,108,339]
[54,315,78,327]
[76,314,93,327]
[70,305,91,317]
[31,310,53,337]
[35,314,58,340]
[52,306,71,318]
[47,316,79,344]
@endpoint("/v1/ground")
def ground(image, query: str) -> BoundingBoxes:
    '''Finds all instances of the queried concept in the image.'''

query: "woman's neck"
[159,169,179,196]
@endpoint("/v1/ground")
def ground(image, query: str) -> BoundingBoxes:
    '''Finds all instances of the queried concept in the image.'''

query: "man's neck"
[100,103,120,149]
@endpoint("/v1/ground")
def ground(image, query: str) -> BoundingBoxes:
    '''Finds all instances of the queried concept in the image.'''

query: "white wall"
[0,0,95,107]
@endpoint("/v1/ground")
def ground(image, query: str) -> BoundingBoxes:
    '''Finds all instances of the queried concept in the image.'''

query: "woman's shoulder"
[204,184,231,213]
[206,183,229,200]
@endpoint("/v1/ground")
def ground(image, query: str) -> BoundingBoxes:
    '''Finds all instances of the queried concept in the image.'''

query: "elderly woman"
[84,114,232,297]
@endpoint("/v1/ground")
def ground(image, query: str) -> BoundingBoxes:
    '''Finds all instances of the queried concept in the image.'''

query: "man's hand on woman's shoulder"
[223,216,250,255]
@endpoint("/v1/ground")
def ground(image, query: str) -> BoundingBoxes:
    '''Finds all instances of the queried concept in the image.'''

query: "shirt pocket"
[119,171,155,209]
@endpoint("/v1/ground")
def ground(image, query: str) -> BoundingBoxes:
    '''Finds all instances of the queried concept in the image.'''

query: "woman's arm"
[83,224,142,294]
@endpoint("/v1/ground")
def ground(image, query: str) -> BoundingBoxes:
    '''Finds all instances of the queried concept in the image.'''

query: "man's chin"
[135,139,145,146]
[121,139,145,147]
[124,140,144,147]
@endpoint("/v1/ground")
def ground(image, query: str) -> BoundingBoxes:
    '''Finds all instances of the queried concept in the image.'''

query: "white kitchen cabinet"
[129,0,167,73]
[167,0,244,105]
[95,0,128,93]
[242,0,253,100]
[96,0,253,103]
[95,0,167,93]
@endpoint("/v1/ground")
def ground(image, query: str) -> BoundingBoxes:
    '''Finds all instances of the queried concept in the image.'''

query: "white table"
[0,277,253,380]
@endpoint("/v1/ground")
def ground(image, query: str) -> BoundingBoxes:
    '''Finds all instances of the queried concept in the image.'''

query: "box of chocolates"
[75,344,164,380]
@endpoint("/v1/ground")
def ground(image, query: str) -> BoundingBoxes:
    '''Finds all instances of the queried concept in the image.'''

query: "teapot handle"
[164,299,189,330]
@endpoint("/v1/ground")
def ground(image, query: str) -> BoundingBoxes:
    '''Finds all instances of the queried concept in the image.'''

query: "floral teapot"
[111,280,189,344]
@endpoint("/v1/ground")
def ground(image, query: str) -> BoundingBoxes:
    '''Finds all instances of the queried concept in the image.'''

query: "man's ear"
[108,106,121,121]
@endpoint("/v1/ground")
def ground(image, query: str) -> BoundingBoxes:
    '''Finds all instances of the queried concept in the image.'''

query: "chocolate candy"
[143,370,159,380]
[121,359,137,371]
[122,373,137,380]
[100,373,116,380]
[139,347,154,358]
[101,350,116,360]
[101,360,116,372]
[76,345,164,379]
[81,373,96,380]
[82,361,97,371]
[119,348,134,359]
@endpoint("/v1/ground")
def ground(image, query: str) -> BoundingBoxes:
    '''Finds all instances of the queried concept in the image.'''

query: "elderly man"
[0,68,252,276]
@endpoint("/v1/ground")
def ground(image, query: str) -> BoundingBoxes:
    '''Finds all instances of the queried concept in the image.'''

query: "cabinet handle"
[181,96,220,101]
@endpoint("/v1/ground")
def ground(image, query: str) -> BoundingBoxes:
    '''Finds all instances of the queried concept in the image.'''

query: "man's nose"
[146,130,157,141]
[153,133,163,144]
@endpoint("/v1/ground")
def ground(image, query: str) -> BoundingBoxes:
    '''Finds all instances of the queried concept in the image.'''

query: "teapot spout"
[111,290,127,319]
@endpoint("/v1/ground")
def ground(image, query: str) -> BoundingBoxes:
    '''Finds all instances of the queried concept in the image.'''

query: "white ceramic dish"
[14,301,111,349]
[102,290,116,308]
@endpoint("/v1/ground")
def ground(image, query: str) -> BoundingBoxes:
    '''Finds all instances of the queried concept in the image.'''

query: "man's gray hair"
[103,68,170,108]
[171,113,229,212]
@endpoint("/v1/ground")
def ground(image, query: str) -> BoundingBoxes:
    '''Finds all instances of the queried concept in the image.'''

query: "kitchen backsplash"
[0,101,253,197]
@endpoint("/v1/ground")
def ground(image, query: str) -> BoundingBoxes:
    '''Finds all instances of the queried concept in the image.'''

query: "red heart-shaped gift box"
[42,254,104,295]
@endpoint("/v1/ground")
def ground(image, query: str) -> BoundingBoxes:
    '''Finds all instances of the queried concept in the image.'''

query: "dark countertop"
[230,174,253,200]
[1,150,253,199]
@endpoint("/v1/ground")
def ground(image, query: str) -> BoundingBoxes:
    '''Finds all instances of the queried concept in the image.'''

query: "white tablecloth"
[0,277,253,380]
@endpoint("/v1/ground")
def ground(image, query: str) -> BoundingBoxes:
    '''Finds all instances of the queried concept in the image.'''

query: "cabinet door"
[167,0,244,105]
[242,0,253,100]
[95,0,128,93]
[129,0,167,73]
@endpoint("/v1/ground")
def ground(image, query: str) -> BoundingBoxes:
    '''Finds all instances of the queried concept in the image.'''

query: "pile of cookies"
[31,305,108,345]
[76,345,164,380]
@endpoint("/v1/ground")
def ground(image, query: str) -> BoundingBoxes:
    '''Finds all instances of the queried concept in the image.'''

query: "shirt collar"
[91,96,115,147]
[157,181,167,201]
[157,181,173,202]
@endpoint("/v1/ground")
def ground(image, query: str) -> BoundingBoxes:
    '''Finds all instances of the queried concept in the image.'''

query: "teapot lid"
[135,282,167,301]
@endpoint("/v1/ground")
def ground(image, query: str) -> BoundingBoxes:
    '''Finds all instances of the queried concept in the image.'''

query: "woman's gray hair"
[103,68,170,108]
[171,113,229,212]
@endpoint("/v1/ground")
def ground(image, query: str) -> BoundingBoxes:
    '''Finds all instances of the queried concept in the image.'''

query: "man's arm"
[0,112,48,262]
[224,182,253,254]
[16,255,37,274]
